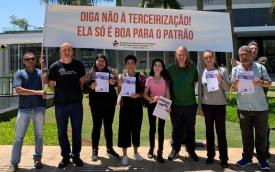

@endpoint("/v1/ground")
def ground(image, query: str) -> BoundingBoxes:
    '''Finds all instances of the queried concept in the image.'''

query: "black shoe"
[188,151,199,161]
[221,161,229,168]
[148,147,154,159]
[58,157,70,168]
[168,149,179,161]
[205,158,213,165]
[72,157,84,167]
[107,148,120,159]
[91,148,98,161]
[265,150,271,159]
[157,150,165,163]
[34,160,43,169]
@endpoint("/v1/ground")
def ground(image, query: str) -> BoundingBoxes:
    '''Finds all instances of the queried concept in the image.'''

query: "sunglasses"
[24,57,35,62]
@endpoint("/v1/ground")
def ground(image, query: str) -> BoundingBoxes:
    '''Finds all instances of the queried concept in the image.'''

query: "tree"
[140,0,182,9]
[116,0,121,6]
[225,0,237,72]
[40,0,113,6]
[271,0,275,17]
[9,15,29,31]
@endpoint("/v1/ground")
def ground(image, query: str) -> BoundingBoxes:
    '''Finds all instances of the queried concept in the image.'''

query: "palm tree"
[225,0,236,72]
[116,0,121,6]
[40,0,113,6]
[271,0,275,17]
[140,0,182,9]
[197,0,203,11]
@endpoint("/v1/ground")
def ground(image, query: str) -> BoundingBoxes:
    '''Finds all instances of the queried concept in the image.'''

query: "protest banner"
[43,5,233,52]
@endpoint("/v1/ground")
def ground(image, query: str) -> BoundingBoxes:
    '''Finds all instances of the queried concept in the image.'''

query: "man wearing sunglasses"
[8,52,48,172]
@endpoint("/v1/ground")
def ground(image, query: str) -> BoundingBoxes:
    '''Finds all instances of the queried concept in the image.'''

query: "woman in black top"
[117,55,146,165]
[84,54,119,161]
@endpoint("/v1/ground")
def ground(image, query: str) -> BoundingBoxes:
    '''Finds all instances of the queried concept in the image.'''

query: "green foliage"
[1,97,275,148]
[140,0,182,9]
[9,15,29,31]
[40,0,113,5]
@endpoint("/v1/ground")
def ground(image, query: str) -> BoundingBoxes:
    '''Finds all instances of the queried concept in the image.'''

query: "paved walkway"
[0,142,274,172]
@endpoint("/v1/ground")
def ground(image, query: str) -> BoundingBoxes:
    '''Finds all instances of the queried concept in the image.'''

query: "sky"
[0,0,115,29]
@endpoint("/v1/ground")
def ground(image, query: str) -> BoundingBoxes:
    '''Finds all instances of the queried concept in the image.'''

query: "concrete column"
[0,49,4,77]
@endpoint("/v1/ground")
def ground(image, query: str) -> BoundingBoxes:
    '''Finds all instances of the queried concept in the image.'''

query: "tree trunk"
[226,0,237,73]
[116,0,121,6]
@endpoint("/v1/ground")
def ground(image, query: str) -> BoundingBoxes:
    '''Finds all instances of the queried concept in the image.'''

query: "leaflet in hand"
[153,96,172,120]
[206,70,219,92]
[95,72,109,92]
[238,71,254,93]
[121,76,136,96]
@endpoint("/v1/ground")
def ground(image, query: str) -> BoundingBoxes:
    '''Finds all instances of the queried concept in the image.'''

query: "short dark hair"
[124,55,137,64]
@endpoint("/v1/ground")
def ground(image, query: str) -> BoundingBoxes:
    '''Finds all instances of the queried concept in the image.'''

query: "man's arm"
[15,86,45,96]
[79,76,85,90]
[48,80,55,93]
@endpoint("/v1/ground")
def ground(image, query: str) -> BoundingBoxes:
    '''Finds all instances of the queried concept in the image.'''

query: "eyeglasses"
[24,57,35,61]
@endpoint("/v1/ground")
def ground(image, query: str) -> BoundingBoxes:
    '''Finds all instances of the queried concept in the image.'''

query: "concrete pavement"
[0,141,274,172]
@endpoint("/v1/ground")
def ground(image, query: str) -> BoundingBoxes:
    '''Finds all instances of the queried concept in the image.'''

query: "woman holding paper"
[143,58,169,163]
[83,54,119,161]
[117,55,146,165]
[198,50,230,168]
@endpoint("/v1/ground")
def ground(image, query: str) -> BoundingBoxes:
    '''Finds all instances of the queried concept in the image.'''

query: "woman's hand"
[130,93,140,99]
[90,82,97,90]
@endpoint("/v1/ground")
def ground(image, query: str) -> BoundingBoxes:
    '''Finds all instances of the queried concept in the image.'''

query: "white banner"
[43,5,233,52]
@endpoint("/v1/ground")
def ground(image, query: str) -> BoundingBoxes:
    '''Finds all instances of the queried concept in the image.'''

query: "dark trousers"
[147,103,165,151]
[118,101,143,148]
[237,110,268,162]
[202,104,228,162]
[55,102,83,159]
[90,105,115,150]
[170,104,197,152]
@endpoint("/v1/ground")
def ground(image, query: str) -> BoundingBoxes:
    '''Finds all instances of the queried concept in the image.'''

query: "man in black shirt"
[48,42,86,168]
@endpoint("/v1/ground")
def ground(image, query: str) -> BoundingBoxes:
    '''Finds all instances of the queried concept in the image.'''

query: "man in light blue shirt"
[231,45,271,171]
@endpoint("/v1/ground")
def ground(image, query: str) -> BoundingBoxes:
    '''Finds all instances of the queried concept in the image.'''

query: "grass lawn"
[0,94,274,148]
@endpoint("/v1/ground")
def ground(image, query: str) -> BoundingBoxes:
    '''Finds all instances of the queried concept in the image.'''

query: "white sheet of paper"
[206,70,219,92]
[153,96,172,120]
[121,76,136,96]
[95,72,109,92]
[238,71,254,94]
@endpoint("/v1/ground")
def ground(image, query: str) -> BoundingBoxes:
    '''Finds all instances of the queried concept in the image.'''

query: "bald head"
[60,42,73,62]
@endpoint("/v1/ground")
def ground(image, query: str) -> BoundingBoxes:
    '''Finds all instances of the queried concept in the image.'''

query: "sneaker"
[91,149,98,161]
[121,156,128,165]
[58,157,70,168]
[236,158,252,167]
[168,149,179,161]
[147,148,154,159]
[205,158,213,165]
[107,148,120,159]
[72,157,84,167]
[188,151,199,161]
[34,160,43,169]
[134,152,143,161]
[221,161,229,168]
[7,162,18,172]
[259,161,270,171]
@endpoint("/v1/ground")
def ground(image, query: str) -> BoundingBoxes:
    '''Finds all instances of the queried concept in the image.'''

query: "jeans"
[238,110,268,162]
[11,107,45,164]
[55,102,83,159]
